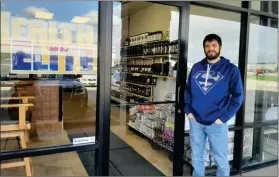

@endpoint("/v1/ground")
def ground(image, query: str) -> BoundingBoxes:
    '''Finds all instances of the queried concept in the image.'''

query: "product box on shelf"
[162,126,174,142]
[242,128,253,158]
[228,131,235,143]
[135,118,142,130]
[243,128,253,146]
[185,117,190,131]
[143,117,161,129]
[140,124,155,139]
[129,106,138,115]
[154,109,168,119]
[243,145,252,158]
[136,113,147,122]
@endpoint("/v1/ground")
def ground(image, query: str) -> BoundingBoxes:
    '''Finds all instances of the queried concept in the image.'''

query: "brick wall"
[17,81,61,133]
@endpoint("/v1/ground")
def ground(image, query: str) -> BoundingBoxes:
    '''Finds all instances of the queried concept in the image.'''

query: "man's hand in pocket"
[188,113,196,120]
[215,118,223,125]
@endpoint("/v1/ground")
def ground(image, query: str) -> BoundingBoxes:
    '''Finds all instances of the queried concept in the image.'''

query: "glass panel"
[251,1,268,12]
[245,16,278,123]
[184,5,241,175]
[187,5,241,126]
[111,2,180,175]
[271,1,278,14]
[242,126,278,168]
[1,1,98,151]
[0,151,92,176]
[251,1,278,14]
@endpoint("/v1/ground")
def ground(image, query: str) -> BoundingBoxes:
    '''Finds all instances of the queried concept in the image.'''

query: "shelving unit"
[128,39,171,47]
[120,81,155,87]
[127,120,205,169]
[123,54,177,60]
[112,27,186,174]
[121,72,177,80]
[111,87,153,99]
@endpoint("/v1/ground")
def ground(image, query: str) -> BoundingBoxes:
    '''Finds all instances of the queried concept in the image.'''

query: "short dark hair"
[203,34,222,47]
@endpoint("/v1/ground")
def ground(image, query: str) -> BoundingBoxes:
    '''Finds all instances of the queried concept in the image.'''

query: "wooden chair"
[1,96,35,176]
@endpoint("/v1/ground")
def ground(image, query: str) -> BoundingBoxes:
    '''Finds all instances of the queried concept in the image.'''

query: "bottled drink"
[146,65,150,73]
[140,65,144,73]
[156,43,161,55]
[159,31,163,40]
[145,87,151,97]
[163,42,168,54]
[137,65,141,73]
[143,65,146,73]
[149,32,153,42]
[143,45,147,56]
[153,43,157,55]
[173,42,176,54]
[152,77,157,85]
[148,65,152,73]
[169,42,173,54]
[155,32,159,41]
[145,76,150,84]
[150,44,153,55]
[154,43,158,55]
[147,33,151,43]
[173,40,178,54]
[155,31,158,41]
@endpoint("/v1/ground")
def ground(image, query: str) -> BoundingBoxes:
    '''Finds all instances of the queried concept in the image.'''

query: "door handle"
[177,86,182,104]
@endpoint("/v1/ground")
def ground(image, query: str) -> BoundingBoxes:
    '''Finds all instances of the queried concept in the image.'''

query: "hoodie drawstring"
[205,64,212,87]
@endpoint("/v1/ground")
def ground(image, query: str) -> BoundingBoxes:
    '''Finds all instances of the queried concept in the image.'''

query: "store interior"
[1,1,278,176]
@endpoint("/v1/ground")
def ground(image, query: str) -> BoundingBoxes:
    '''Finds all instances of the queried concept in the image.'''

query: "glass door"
[1,1,101,176]
[108,1,187,176]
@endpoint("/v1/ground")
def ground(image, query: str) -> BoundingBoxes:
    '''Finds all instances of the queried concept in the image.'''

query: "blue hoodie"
[184,56,244,125]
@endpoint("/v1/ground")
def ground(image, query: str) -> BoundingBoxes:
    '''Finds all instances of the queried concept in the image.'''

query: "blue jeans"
[189,118,230,176]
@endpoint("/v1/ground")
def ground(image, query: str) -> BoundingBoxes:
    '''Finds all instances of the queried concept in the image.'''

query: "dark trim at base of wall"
[241,160,278,174]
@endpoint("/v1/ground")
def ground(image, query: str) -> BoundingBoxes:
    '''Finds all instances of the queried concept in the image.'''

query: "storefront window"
[245,16,278,123]
[242,126,278,168]
[1,1,98,176]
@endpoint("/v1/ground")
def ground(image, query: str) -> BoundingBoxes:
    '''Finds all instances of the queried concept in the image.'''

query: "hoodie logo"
[193,71,224,95]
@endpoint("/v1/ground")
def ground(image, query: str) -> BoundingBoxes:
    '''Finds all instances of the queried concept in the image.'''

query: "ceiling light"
[71,16,90,24]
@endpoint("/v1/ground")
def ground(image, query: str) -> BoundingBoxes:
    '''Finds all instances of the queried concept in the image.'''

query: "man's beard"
[205,51,220,60]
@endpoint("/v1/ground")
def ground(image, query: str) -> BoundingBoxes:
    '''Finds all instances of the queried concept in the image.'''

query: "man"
[184,34,244,176]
